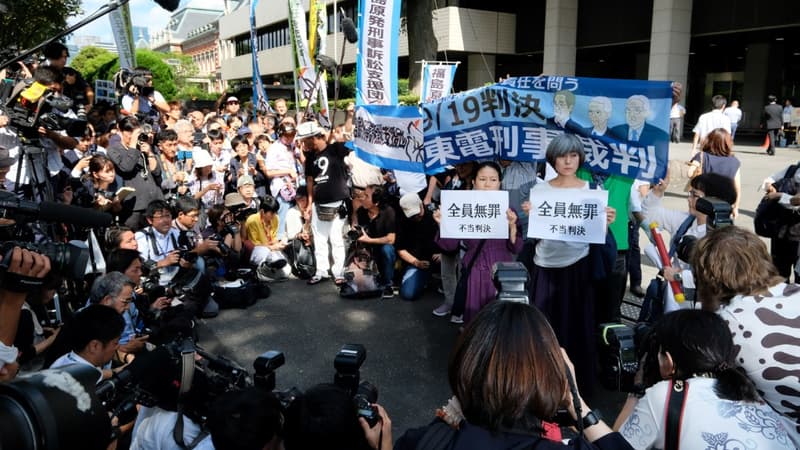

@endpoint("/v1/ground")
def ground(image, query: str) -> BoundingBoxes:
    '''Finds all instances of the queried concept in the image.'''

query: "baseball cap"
[294,121,324,140]
[237,126,252,137]
[224,193,246,208]
[399,193,423,218]
[0,146,13,168]
[237,174,254,188]
[227,96,239,103]
[193,150,213,169]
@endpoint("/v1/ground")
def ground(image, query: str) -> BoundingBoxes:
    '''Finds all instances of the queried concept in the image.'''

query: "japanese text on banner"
[421,76,672,182]
[356,0,400,105]
[527,187,608,244]
[440,190,509,239]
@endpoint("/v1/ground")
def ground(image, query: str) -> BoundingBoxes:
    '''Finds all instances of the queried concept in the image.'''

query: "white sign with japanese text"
[440,190,509,239]
[527,187,608,243]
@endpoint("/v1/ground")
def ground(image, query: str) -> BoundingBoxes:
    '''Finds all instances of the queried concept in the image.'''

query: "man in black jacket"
[764,94,784,156]
[107,115,164,229]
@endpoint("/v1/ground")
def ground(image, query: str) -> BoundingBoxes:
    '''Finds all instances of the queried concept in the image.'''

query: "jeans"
[374,244,396,287]
[440,253,460,307]
[276,195,292,240]
[400,266,430,300]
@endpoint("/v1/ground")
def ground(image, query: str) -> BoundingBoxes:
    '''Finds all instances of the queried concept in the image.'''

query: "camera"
[3,79,87,138]
[694,196,733,229]
[0,240,89,282]
[333,343,379,427]
[597,322,661,393]
[347,225,364,241]
[492,261,529,304]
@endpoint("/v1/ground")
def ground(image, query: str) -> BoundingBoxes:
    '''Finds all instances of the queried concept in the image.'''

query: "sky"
[66,0,224,44]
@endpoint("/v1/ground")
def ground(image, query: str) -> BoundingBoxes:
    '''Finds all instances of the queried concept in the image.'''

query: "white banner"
[421,64,456,103]
[527,187,608,243]
[356,0,400,105]
[288,0,328,122]
[440,190,509,239]
[109,2,136,70]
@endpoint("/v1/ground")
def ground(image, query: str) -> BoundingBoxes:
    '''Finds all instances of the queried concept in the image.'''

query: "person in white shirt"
[49,304,125,384]
[615,309,795,450]
[722,100,742,140]
[121,67,169,119]
[669,103,686,143]
[692,95,730,158]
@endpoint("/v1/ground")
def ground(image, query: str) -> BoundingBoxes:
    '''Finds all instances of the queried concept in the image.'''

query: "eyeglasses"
[688,189,704,199]
[118,297,133,305]
[227,101,239,105]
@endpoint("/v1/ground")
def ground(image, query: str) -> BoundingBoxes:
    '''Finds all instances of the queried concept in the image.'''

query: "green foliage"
[0,0,81,51]
[71,47,203,101]
[177,84,220,101]
[71,47,117,85]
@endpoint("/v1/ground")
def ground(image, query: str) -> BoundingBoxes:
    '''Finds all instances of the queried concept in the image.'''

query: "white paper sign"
[440,190,509,239]
[527,187,608,243]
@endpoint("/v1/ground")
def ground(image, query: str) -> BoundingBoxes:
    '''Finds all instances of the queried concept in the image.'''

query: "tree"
[404,0,438,95]
[71,46,117,85]
[0,0,81,55]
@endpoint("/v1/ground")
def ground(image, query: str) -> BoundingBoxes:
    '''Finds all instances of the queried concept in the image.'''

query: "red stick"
[649,222,685,303]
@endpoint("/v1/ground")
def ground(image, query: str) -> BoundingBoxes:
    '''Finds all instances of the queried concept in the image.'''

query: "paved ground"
[197,137,800,437]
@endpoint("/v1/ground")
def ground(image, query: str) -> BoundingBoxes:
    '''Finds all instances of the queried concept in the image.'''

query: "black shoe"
[382,286,394,299]
[630,285,646,298]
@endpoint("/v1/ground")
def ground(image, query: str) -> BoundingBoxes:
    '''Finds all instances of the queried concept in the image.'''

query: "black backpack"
[755,163,800,239]
[285,238,316,280]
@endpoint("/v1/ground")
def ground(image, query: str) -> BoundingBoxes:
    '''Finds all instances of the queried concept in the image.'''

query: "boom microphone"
[340,10,359,44]
[153,0,180,12]
[316,54,339,73]
[0,191,113,228]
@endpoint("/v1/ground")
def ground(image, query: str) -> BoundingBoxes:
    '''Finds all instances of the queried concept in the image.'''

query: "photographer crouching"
[134,199,218,319]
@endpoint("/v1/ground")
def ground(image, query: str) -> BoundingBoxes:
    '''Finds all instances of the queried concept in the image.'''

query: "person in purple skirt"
[434,161,523,324]
[522,134,616,395]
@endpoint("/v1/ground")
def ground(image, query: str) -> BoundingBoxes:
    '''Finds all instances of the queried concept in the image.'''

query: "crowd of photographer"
[0,44,797,450]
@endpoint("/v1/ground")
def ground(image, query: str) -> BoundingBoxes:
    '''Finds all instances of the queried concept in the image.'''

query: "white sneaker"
[432,303,451,317]
[450,315,463,324]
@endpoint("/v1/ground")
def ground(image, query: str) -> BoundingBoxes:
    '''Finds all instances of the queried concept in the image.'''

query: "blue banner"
[250,0,272,115]
[350,105,425,172]
[421,76,672,182]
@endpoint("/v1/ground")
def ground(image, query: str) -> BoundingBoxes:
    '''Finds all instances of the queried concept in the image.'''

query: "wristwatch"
[673,271,683,282]
[582,410,601,429]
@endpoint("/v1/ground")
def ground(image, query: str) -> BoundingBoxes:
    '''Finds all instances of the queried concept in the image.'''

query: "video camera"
[0,191,113,282]
[3,79,87,139]
[115,68,154,99]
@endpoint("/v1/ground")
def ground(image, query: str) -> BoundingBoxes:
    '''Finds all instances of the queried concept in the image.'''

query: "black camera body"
[695,196,733,229]
[333,343,379,426]
[597,323,639,392]
[493,261,529,304]
[0,240,89,282]
[3,79,87,139]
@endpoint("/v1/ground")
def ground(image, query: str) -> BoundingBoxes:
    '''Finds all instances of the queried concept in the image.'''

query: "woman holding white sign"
[524,134,616,395]
[434,162,523,324]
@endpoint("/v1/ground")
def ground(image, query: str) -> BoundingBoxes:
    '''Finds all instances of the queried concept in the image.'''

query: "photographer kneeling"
[395,301,630,449]
[135,199,217,318]
[614,309,794,449]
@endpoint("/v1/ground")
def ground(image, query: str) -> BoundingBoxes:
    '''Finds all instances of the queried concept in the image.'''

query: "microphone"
[0,191,113,228]
[340,9,358,44]
[316,54,338,73]
[153,0,180,12]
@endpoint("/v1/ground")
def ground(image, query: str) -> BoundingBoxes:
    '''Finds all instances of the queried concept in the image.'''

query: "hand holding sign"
[527,186,609,243]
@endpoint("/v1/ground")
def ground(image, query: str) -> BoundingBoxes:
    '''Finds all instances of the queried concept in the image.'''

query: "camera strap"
[172,408,209,450]
[664,379,688,450]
